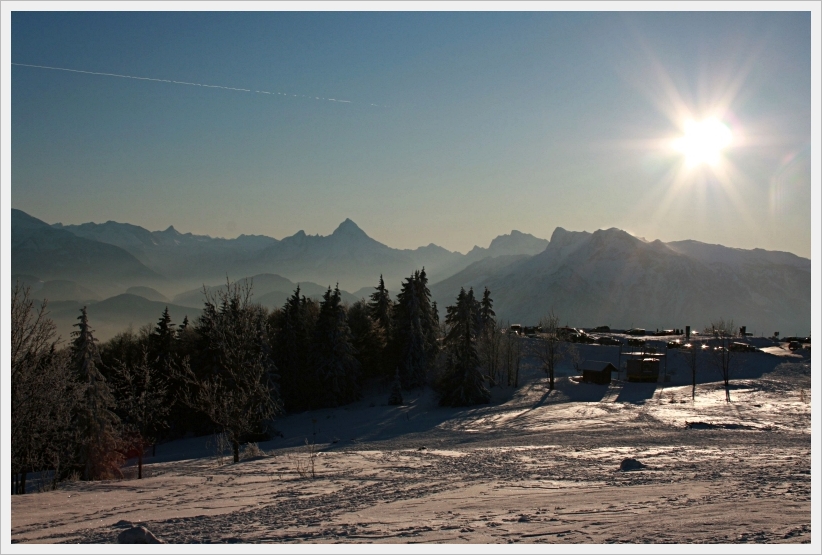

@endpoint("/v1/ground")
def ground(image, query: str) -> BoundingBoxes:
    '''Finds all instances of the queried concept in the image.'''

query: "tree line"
[11,269,525,492]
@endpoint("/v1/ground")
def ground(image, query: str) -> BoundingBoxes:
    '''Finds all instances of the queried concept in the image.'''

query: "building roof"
[580,360,617,372]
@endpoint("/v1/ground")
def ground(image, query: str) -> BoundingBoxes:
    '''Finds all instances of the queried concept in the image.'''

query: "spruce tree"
[392,272,430,388]
[438,288,491,406]
[368,274,393,336]
[479,287,496,333]
[347,299,387,381]
[71,307,122,480]
[150,307,176,370]
[477,287,500,386]
[272,286,318,412]
[311,286,361,407]
[416,268,440,356]
[388,367,404,406]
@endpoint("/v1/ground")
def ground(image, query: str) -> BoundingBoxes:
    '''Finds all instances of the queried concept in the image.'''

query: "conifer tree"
[477,287,501,386]
[312,285,360,407]
[179,315,190,335]
[368,274,393,336]
[388,367,404,406]
[150,307,176,371]
[416,268,441,355]
[71,307,122,480]
[347,299,387,381]
[479,287,496,333]
[392,272,429,388]
[438,288,491,406]
[272,286,318,412]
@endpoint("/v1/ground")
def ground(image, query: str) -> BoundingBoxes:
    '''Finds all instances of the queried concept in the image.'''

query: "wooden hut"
[581,361,616,385]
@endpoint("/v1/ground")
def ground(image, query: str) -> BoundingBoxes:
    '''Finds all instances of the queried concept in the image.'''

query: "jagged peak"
[332,218,367,237]
[549,226,591,244]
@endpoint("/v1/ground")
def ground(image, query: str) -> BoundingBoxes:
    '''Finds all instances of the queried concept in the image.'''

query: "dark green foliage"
[388,367,404,406]
[270,286,319,412]
[391,269,440,389]
[347,299,388,381]
[99,326,150,379]
[438,288,491,407]
[311,286,361,407]
[368,274,393,337]
[150,307,176,368]
[178,315,190,338]
[479,287,496,333]
[477,287,501,386]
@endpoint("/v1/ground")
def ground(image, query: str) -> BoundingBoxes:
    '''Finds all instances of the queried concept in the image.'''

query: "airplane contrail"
[11,62,380,106]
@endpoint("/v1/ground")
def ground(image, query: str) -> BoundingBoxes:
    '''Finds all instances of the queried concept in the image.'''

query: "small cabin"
[626,358,660,383]
[581,361,616,385]
[508,324,523,335]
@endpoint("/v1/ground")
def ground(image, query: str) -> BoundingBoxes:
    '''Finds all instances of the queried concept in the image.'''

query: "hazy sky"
[10,10,813,257]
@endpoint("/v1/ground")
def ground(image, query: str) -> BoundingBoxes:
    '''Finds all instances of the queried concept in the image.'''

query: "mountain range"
[11,208,811,340]
[430,227,810,336]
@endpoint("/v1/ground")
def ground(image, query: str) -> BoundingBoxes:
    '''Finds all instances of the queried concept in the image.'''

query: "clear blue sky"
[11,10,812,257]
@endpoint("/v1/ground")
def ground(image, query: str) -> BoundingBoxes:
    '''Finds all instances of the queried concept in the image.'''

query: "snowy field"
[10,340,813,546]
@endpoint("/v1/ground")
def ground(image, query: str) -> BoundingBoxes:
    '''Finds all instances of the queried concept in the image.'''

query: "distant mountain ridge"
[12,209,810,337]
[430,226,810,335]
[464,230,549,262]
[12,209,164,298]
[35,211,550,292]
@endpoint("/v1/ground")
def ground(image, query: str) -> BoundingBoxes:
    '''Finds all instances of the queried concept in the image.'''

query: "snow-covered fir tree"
[71,306,122,480]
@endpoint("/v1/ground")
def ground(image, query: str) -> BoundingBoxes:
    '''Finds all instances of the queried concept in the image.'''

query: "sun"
[673,117,732,168]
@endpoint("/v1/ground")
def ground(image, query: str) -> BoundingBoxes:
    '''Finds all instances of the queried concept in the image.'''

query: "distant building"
[626,358,660,382]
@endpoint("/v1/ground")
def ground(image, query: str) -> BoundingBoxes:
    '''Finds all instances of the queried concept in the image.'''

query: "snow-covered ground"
[10,344,812,546]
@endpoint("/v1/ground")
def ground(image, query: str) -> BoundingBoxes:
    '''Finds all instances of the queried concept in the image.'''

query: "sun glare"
[673,117,732,168]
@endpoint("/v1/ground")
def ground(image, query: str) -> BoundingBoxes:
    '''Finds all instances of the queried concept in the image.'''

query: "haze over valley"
[12,208,810,341]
